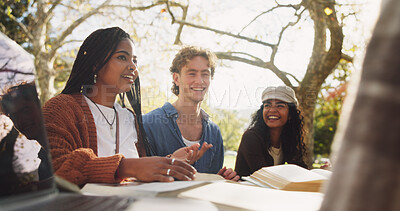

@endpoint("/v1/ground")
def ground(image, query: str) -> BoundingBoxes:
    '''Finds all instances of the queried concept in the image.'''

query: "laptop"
[0,81,135,211]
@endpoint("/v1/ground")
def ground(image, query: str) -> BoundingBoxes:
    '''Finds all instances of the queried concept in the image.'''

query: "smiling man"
[143,46,239,180]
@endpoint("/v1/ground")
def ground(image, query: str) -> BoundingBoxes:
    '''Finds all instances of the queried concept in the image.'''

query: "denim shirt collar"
[162,102,209,122]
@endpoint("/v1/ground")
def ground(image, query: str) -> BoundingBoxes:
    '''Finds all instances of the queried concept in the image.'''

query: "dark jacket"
[235,129,307,177]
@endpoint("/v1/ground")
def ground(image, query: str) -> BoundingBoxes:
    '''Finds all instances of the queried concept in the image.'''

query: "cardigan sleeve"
[43,94,123,186]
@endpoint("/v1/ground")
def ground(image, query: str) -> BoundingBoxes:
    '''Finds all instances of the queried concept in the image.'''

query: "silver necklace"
[85,96,116,130]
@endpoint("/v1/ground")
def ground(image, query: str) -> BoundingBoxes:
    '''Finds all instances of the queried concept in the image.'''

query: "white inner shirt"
[182,136,200,147]
[84,96,139,158]
[268,146,283,165]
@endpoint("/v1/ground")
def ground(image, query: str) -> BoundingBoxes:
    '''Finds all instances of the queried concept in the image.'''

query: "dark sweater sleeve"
[235,130,273,176]
[43,95,123,186]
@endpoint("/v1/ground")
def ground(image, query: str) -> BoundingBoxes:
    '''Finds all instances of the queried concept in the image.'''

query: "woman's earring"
[94,74,97,84]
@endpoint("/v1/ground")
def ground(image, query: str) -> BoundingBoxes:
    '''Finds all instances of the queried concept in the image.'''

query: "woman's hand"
[171,142,213,164]
[320,161,332,170]
[217,166,240,182]
[117,157,197,182]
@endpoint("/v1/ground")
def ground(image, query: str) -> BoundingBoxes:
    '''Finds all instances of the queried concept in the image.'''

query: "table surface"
[82,180,325,211]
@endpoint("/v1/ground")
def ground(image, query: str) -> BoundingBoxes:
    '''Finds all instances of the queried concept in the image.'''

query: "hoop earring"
[94,74,97,84]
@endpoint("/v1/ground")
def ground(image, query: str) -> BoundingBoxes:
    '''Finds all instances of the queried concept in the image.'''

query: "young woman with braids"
[43,27,199,186]
[234,86,308,177]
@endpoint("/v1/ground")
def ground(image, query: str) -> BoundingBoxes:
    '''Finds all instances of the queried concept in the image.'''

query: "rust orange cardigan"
[42,93,146,186]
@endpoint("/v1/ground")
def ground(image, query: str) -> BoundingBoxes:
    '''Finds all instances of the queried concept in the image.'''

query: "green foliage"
[0,0,33,45]
[141,81,176,114]
[313,97,341,156]
[53,53,74,94]
[202,102,246,152]
[313,61,351,156]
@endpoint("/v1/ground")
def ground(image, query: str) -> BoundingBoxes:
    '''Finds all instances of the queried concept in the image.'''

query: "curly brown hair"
[169,46,217,96]
[247,103,308,168]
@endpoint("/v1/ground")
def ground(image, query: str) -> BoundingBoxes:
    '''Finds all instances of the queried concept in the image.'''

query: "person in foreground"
[320,0,400,210]
[235,86,307,177]
[143,46,239,181]
[43,27,198,186]
[1,82,52,182]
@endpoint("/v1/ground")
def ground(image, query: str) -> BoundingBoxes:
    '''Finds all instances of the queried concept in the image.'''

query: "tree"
[1,0,112,103]
[314,61,350,156]
[0,0,32,45]
[1,0,361,166]
[153,0,357,165]
[0,0,173,104]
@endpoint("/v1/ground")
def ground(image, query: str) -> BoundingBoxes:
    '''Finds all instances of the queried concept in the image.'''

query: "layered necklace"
[85,95,120,154]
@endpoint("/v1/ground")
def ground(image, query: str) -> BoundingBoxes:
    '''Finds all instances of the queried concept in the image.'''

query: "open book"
[242,164,331,192]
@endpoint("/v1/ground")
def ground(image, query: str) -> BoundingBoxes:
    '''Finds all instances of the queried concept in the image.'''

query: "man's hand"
[217,166,240,181]
[171,142,213,164]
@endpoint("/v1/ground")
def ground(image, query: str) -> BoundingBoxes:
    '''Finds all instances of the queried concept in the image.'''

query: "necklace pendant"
[110,125,113,131]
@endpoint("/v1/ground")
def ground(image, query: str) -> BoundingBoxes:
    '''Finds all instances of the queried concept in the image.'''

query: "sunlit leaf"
[6,6,12,16]
[324,7,333,16]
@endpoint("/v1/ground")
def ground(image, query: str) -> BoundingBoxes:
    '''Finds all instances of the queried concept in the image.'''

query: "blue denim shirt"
[143,102,224,173]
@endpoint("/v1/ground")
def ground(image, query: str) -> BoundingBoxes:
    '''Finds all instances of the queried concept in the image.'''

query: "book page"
[251,170,289,189]
[241,176,274,188]
[264,164,328,183]
[193,173,225,181]
[310,169,332,179]
[82,181,207,197]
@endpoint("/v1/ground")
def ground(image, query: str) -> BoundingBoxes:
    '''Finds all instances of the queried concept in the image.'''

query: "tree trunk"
[8,0,116,104]
[34,52,55,105]
[299,0,344,167]
[296,75,326,167]
[30,1,54,104]
[297,88,318,168]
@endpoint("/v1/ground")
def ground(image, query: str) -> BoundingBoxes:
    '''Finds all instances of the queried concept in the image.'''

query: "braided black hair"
[126,77,155,156]
[62,27,153,155]
[62,27,130,94]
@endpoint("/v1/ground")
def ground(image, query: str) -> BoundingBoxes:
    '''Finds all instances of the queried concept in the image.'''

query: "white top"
[182,136,200,147]
[84,96,139,158]
[268,146,283,165]
[13,134,42,174]
[1,115,41,179]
